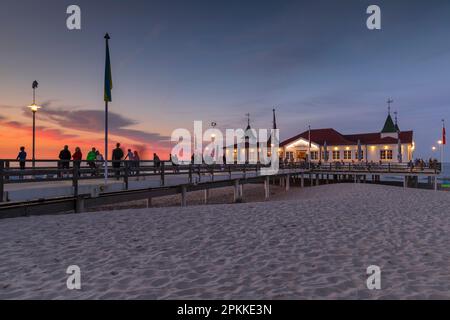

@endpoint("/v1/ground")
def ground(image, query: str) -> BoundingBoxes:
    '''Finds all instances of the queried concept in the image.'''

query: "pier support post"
[204,189,210,204]
[147,197,152,208]
[316,174,319,186]
[434,176,438,191]
[301,173,304,188]
[75,197,85,213]
[0,160,4,202]
[310,174,313,186]
[403,176,407,189]
[181,185,187,207]
[234,180,242,202]
[264,176,270,199]
[285,174,290,191]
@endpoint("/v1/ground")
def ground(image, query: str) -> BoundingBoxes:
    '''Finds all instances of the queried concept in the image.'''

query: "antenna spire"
[387,98,394,115]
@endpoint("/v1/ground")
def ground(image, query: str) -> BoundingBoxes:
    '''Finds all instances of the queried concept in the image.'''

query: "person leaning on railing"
[58,145,71,178]
[112,143,124,180]
[72,147,82,177]
[16,146,27,170]
[16,146,27,180]
[86,147,98,176]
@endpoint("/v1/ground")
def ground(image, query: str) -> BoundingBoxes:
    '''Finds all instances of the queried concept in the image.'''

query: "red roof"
[281,129,413,147]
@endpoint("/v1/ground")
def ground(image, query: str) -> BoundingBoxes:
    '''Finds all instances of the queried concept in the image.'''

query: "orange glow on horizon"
[0,125,170,160]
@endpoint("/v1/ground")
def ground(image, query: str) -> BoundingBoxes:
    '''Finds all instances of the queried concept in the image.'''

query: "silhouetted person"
[16,146,27,179]
[72,147,82,176]
[133,150,140,177]
[125,149,134,160]
[87,147,97,176]
[59,145,71,177]
[112,143,124,179]
[16,146,27,170]
[153,153,161,173]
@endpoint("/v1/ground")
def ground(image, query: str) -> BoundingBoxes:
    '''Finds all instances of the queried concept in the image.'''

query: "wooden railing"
[308,162,442,174]
[0,159,442,202]
[0,159,304,202]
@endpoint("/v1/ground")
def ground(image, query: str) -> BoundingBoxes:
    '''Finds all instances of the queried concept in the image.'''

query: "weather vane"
[387,98,394,114]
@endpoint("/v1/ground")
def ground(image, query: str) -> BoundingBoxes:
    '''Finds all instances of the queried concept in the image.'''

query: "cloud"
[21,102,171,148]
[0,117,78,141]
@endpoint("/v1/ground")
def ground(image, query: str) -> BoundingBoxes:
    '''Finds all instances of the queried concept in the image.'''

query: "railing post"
[124,161,129,190]
[0,160,4,202]
[72,163,79,197]
[160,162,165,186]
[188,164,192,183]
[388,163,391,173]
[5,160,9,182]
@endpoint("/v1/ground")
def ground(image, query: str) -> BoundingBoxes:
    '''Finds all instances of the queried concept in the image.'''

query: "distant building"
[280,111,414,163]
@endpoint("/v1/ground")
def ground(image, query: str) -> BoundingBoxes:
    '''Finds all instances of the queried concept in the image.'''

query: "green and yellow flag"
[104,33,113,102]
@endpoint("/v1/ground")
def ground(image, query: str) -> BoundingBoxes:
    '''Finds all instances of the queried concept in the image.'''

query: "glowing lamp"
[28,103,41,112]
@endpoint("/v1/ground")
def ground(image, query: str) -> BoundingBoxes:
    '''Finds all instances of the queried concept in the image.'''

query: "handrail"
[0,159,443,203]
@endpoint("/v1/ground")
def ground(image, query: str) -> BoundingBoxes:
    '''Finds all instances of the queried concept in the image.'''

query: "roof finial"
[272,108,277,130]
[387,98,394,115]
[246,113,250,127]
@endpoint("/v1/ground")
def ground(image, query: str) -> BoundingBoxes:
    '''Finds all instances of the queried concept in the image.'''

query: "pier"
[0,159,442,219]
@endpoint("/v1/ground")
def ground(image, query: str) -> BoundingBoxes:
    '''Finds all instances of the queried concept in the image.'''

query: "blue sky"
[0,0,449,159]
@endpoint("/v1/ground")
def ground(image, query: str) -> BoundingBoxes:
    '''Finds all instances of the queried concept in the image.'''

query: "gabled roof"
[381,114,397,133]
[280,128,354,147]
[281,129,413,147]
[345,131,413,144]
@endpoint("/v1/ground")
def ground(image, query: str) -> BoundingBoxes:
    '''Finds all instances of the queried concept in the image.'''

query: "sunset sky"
[1,0,450,161]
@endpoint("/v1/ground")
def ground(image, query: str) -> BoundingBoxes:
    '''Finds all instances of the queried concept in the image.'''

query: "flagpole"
[308,125,311,169]
[442,119,445,174]
[104,33,112,184]
[105,100,108,184]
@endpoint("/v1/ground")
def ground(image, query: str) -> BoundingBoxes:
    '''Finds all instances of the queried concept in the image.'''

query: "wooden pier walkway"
[0,159,442,219]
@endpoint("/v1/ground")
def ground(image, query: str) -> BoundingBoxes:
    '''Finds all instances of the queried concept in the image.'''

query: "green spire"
[381,114,397,133]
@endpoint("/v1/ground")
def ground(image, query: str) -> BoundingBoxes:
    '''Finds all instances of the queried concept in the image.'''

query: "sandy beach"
[1,183,450,299]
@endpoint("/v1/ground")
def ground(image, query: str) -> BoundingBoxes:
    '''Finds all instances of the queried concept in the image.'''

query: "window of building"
[386,150,393,159]
[322,151,330,161]
[343,150,352,160]
[332,150,340,160]
[285,151,294,160]
[355,150,364,160]
[310,151,318,160]
[380,150,393,160]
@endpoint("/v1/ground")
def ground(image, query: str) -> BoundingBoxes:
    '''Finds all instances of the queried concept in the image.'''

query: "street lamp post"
[438,140,443,170]
[28,81,41,168]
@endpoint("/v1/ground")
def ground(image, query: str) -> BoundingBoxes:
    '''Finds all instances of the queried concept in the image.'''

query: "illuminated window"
[310,151,319,160]
[321,151,329,160]
[285,151,294,160]
[332,150,340,160]
[343,150,352,160]
[380,150,393,160]
[354,150,364,159]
